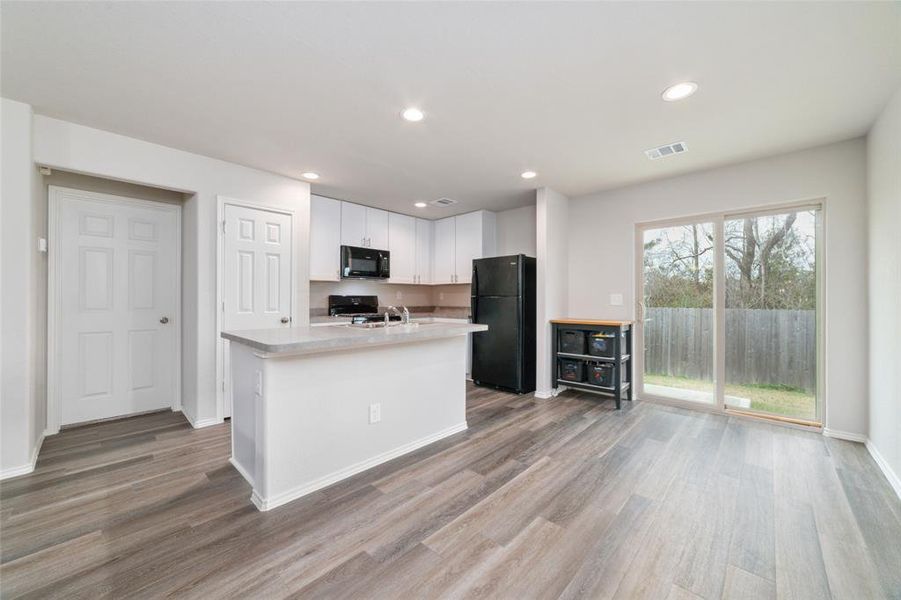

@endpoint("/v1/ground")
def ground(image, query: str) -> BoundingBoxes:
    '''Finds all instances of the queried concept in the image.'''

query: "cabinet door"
[454,211,483,284]
[433,217,456,284]
[388,213,415,283]
[366,207,389,250]
[415,218,432,284]
[310,195,342,281]
[340,202,367,247]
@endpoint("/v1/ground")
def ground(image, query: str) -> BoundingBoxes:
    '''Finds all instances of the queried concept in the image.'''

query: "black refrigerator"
[471,254,536,394]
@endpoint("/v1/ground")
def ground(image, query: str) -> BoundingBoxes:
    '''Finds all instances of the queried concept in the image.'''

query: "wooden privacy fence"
[643,307,816,392]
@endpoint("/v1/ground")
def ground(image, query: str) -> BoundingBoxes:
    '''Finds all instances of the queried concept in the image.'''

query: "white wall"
[867,88,901,494]
[1,98,44,477]
[495,205,537,257]
[536,187,570,397]
[568,138,869,436]
[29,113,311,428]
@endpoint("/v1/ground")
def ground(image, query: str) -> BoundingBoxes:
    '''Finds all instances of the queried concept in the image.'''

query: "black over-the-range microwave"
[341,245,390,279]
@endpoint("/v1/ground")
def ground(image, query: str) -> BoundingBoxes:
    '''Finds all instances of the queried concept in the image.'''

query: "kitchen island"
[222,320,487,511]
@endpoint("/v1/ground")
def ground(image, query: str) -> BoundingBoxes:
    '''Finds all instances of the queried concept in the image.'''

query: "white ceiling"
[2,2,899,216]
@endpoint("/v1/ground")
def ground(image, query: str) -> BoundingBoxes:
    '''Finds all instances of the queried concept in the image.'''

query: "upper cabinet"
[388,213,416,284]
[340,202,389,250]
[310,195,342,281]
[433,211,496,284]
[311,197,495,285]
[415,218,432,285]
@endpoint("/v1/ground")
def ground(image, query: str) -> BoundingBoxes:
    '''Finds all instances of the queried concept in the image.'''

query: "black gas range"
[327,295,401,324]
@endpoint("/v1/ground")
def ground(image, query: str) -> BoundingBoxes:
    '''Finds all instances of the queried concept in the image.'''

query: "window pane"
[724,209,818,420]
[642,222,715,404]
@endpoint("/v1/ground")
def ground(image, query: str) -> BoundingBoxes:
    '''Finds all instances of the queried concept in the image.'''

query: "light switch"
[610,293,623,306]
[38,238,48,253]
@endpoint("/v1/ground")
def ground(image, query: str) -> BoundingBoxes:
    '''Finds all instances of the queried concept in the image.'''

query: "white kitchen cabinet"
[310,195,342,281]
[415,218,432,285]
[366,207,389,250]
[388,213,415,283]
[433,217,456,284]
[432,211,496,284]
[340,202,367,247]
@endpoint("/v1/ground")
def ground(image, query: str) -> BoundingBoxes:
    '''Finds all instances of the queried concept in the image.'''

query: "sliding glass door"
[637,204,821,423]
[723,208,820,420]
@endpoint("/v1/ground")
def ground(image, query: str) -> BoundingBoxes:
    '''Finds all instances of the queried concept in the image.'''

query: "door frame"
[633,197,826,427]
[216,196,296,422]
[47,186,182,435]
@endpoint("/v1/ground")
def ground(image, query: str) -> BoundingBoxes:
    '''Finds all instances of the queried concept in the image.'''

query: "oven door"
[341,246,390,279]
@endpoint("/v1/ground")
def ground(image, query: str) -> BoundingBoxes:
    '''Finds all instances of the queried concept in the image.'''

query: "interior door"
[223,204,293,330]
[222,204,293,419]
[54,187,179,426]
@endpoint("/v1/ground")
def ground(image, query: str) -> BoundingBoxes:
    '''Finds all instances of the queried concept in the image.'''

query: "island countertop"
[222,320,487,356]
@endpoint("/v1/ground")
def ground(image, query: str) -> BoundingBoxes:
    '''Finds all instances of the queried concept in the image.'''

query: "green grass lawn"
[644,373,816,420]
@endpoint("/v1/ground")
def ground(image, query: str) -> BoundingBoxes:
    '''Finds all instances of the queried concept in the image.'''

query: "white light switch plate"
[610,293,624,306]
[369,403,381,424]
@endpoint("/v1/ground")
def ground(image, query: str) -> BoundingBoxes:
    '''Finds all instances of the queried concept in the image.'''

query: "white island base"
[224,322,486,511]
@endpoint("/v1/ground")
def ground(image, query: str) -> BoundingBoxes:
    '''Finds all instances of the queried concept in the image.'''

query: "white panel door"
[54,188,179,426]
[366,207,390,250]
[388,213,415,283]
[433,217,456,284]
[340,202,367,247]
[454,211,483,284]
[415,218,433,284]
[223,204,293,331]
[310,195,341,281]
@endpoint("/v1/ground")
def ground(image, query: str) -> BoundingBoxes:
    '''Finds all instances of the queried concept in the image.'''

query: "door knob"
[160,317,169,324]
[280,317,290,324]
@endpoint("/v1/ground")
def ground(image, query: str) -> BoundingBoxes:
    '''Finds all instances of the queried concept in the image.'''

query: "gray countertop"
[222,320,487,356]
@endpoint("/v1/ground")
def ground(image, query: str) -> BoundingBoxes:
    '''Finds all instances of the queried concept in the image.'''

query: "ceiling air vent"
[645,141,688,160]
[430,197,458,207]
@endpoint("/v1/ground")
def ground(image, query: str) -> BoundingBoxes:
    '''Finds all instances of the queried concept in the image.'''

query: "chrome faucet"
[387,306,411,324]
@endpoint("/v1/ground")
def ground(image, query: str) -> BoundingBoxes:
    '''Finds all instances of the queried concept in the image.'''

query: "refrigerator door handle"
[471,264,479,297]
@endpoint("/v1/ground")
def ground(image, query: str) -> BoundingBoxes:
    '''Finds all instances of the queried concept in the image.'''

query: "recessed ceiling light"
[302,172,319,180]
[521,171,537,179]
[402,107,425,122]
[414,202,427,208]
[661,82,698,102]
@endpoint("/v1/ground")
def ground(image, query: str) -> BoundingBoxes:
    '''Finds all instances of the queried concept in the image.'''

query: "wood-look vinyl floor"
[1,384,899,599]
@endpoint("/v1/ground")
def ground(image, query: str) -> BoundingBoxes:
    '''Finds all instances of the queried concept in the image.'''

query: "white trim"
[533,390,554,399]
[216,196,298,425]
[866,440,901,501]
[250,421,468,511]
[182,412,224,429]
[47,186,182,434]
[0,434,44,480]
[823,428,868,443]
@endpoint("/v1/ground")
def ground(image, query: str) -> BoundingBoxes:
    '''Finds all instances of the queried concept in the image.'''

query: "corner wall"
[1,98,43,477]
[568,138,869,437]
[536,187,569,397]
[866,87,901,497]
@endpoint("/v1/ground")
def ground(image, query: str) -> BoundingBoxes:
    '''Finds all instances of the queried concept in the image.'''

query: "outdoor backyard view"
[642,208,818,420]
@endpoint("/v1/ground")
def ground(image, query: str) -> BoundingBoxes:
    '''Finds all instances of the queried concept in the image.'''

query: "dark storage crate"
[559,358,585,382]
[587,362,615,387]
[587,332,616,358]
[559,329,587,354]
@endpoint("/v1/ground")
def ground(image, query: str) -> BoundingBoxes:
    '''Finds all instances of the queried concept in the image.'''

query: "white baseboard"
[252,421,468,511]
[823,428,868,443]
[534,390,554,399]
[0,433,44,481]
[229,457,255,487]
[180,410,224,429]
[866,439,901,501]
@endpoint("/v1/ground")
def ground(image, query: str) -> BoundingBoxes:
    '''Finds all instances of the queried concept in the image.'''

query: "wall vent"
[430,197,458,207]
[645,141,688,160]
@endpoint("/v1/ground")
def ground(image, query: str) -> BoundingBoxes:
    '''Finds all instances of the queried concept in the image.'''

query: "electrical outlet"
[369,403,381,424]
[396,290,403,300]
[439,292,445,301]
[609,293,623,306]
